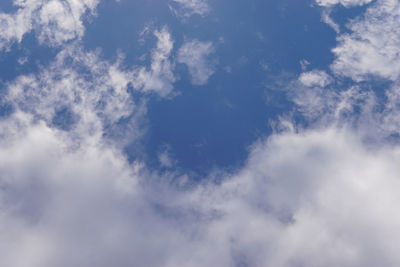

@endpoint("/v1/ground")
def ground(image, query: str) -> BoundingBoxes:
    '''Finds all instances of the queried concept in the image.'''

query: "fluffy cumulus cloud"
[169,0,210,19]
[0,0,99,49]
[217,127,400,267]
[178,39,216,85]
[331,0,400,81]
[4,112,400,266]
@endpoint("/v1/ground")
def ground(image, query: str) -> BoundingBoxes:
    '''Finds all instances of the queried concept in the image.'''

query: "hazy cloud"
[316,0,373,7]
[178,39,216,85]
[169,0,210,19]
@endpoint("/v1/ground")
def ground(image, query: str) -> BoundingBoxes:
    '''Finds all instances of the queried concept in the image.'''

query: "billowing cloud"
[169,0,210,19]
[0,0,99,49]
[3,110,400,266]
[177,39,216,85]
[212,127,400,267]
[331,0,400,81]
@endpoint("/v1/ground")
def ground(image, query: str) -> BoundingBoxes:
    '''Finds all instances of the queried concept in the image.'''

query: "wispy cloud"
[133,26,177,97]
[315,0,373,7]
[321,9,340,33]
[169,0,210,19]
[0,0,99,50]
[5,44,138,144]
[177,39,216,85]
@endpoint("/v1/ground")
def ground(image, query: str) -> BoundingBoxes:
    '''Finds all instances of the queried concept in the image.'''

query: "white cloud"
[3,0,400,266]
[178,39,216,86]
[331,0,400,81]
[4,111,400,266]
[0,0,99,50]
[5,44,139,144]
[169,0,210,19]
[290,70,342,121]
[0,116,147,267]
[299,70,333,87]
[290,69,395,141]
[214,127,400,266]
[316,0,373,7]
[321,9,340,33]
[3,57,400,267]
[2,46,400,266]
[133,26,177,97]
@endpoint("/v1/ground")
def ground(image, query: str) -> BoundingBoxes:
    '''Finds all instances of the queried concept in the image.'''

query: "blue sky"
[2,0,400,266]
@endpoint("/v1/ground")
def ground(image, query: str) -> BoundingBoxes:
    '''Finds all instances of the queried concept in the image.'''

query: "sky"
[1,0,400,266]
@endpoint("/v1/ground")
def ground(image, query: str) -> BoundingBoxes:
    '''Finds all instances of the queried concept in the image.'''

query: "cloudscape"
[1,0,400,266]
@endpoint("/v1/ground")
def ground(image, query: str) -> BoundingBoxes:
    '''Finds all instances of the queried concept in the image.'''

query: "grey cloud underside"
[2,0,400,266]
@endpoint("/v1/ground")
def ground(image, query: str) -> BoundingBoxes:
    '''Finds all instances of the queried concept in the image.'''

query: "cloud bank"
[3,112,400,266]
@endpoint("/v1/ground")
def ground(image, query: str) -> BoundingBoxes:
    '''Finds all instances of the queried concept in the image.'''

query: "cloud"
[3,0,400,266]
[315,0,373,7]
[4,110,400,266]
[321,9,340,33]
[133,26,177,97]
[169,0,210,19]
[298,70,333,87]
[331,0,400,81]
[177,39,216,86]
[4,44,140,144]
[3,44,400,266]
[211,127,400,267]
[288,69,400,143]
[288,70,340,121]
[0,0,99,50]
[0,115,150,267]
